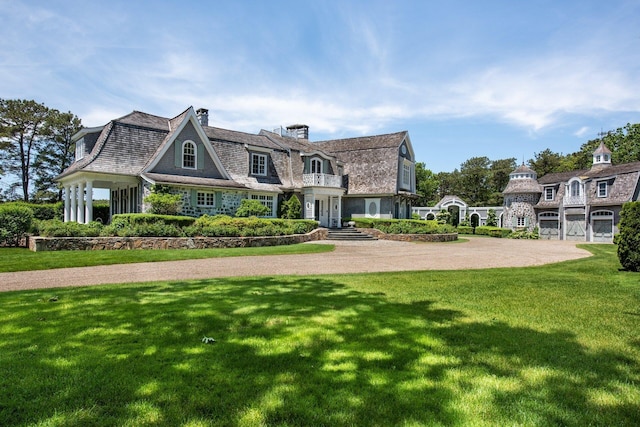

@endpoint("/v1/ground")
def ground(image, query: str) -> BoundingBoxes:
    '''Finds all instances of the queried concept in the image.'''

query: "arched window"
[182,141,196,169]
[570,180,582,197]
[311,158,323,174]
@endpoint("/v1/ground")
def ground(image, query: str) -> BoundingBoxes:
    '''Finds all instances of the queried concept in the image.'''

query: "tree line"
[416,122,640,207]
[0,99,82,202]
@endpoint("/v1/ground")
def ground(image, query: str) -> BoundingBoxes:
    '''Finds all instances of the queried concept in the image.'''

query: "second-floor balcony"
[303,173,342,188]
[564,195,586,206]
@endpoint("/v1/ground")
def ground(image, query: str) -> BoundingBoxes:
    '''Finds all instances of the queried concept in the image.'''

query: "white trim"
[544,186,555,201]
[597,181,608,198]
[182,140,197,169]
[144,107,231,179]
[244,144,273,154]
[251,152,268,176]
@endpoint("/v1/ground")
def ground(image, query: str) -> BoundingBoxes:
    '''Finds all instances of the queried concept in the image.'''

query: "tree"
[459,156,491,205]
[489,157,516,205]
[486,208,498,227]
[33,110,82,202]
[528,149,566,177]
[414,162,440,206]
[144,185,181,215]
[0,99,51,201]
[617,201,640,272]
[280,194,301,219]
[436,170,462,200]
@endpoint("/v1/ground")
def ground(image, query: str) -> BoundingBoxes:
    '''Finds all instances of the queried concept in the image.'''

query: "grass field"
[0,243,334,273]
[0,244,638,426]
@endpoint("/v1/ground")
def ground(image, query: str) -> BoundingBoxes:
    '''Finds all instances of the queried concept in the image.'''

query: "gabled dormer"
[144,107,230,180]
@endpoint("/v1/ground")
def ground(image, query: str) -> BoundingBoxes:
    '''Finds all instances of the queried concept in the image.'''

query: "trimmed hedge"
[36,219,103,237]
[347,218,456,234]
[617,201,640,272]
[0,204,34,246]
[475,226,512,238]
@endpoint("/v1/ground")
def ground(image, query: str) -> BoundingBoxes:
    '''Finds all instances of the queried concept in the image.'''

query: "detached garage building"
[504,142,640,243]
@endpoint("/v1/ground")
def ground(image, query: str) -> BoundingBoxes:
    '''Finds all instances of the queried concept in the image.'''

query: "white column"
[64,186,70,222]
[85,181,93,223]
[338,196,342,228]
[78,182,85,224]
[70,185,77,222]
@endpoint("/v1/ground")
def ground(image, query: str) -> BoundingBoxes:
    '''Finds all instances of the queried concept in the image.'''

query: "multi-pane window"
[597,181,607,198]
[250,194,274,215]
[570,181,582,197]
[516,217,526,227]
[311,158,322,174]
[545,187,554,201]
[197,191,215,207]
[75,138,85,161]
[403,163,411,186]
[251,153,267,176]
[183,141,196,169]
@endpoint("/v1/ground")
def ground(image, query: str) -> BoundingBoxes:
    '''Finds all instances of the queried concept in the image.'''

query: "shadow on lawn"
[1,277,638,426]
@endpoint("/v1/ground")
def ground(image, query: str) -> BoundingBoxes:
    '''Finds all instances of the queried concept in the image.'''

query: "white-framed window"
[251,153,267,176]
[75,138,85,161]
[516,217,526,227]
[250,193,274,215]
[545,187,554,201]
[403,163,411,186]
[570,180,582,197]
[597,181,608,198]
[182,141,196,169]
[311,158,323,174]
[197,191,215,207]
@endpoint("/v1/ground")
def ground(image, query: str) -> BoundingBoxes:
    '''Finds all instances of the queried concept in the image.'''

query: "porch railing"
[564,195,586,206]
[303,173,342,188]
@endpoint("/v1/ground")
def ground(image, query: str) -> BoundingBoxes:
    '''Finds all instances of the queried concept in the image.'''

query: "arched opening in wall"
[426,213,435,220]
[499,212,504,228]
[591,210,614,243]
[470,213,480,228]
[538,211,559,240]
[448,206,460,226]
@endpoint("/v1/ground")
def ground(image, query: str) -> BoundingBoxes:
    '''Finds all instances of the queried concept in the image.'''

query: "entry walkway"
[0,237,591,292]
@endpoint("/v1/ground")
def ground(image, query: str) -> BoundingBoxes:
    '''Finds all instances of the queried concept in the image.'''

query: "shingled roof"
[315,131,409,195]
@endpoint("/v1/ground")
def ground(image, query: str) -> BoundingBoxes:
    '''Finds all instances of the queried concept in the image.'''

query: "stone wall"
[28,228,328,252]
[357,228,458,242]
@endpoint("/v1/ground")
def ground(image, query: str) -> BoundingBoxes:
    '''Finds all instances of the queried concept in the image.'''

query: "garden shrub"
[0,204,34,246]
[346,218,455,235]
[457,225,474,235]
[617,201,640,272]
[144,187,182,215]
[280,195,302,219]
[508,228,539,239]
[36,219,103,237]
[235,199,271,217]
[475,226,512,238]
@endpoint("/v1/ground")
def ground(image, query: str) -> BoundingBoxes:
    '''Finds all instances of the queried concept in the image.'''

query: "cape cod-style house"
[56,107,418,227]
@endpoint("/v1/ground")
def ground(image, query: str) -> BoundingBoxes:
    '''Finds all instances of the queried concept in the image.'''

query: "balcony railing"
[564,195,586,206]
[303,173,342,188]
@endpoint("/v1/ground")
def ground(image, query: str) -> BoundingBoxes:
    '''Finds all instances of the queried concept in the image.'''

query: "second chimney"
[196,108,209,127]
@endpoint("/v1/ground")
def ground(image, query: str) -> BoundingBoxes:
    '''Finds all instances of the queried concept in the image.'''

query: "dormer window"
[544,187,554,201]
[311,158,323,174]
[570,180,582,197]
[75,138,85,161]
[251,153,267,176]
[182,141,196,169]
[597,181,608,198]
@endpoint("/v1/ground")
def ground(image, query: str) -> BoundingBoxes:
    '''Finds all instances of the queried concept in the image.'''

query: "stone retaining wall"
[357,228,458,242]
[28,228,328,252]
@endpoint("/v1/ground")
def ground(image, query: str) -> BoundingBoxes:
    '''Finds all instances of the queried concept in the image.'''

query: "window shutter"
[174,141,182,168]
[197,144,204,169]
[215,192,222,207]
[323,159,329,173]
[304,157,310,173]
[191,189,197,206]
[511,217,517,226]
[525,217,529,226]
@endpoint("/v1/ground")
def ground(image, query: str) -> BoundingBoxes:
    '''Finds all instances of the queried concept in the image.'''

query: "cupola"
[592,141,612,168]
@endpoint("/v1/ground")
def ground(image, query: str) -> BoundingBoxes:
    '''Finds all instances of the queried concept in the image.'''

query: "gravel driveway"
[0,237,591,292]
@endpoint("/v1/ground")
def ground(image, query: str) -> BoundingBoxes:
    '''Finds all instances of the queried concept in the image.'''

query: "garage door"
[592,219,613,243]
[539,220,559,240]
[565,215,586,241]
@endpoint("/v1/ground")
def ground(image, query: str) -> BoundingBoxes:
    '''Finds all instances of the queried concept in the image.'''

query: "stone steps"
[325,228,377,241]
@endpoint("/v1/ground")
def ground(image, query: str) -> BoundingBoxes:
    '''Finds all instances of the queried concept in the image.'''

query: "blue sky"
[2,0,639,173]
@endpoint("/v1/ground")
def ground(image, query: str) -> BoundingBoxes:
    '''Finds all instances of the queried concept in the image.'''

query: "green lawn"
[1,245,638,426]
[0,243,334,272]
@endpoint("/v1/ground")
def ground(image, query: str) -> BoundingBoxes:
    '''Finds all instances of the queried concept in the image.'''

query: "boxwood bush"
[35,219,103,237]
[474,226,512,238]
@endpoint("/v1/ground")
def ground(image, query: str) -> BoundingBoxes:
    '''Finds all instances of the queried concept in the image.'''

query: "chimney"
[196,108,209,127]
[286,124,309,139]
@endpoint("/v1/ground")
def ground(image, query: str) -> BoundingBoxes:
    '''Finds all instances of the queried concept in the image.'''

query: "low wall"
[28,228,328,252]
[357,228,458,242]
